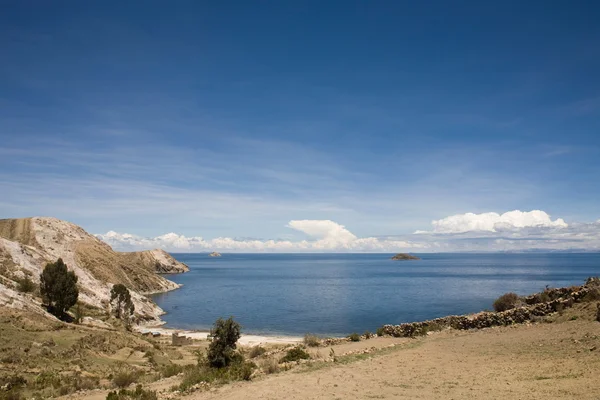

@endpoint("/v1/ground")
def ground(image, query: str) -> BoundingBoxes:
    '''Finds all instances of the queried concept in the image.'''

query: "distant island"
[391,253,420,260]
[209,251,222,257]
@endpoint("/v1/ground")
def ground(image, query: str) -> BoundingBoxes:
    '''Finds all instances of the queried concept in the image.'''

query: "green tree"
[40,258,79,319]
[207,317,241,368]
[110,284,135,321]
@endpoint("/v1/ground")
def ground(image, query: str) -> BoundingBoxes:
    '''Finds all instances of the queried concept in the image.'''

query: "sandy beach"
[136,326,303,346]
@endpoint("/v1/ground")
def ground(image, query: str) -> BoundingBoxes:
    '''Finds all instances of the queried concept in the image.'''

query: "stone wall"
[382,279,599,338]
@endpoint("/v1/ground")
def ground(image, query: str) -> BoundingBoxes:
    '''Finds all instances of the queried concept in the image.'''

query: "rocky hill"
[0,217,188,323]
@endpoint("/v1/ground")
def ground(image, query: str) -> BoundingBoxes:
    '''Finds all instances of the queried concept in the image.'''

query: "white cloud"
[96,212,600,253]
[287,220,357,244]
[418,210,568,234]
[97,220,422,253]
[407,210,600,252]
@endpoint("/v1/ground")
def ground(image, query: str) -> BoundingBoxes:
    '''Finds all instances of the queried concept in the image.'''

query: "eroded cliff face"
[0,217,188,324]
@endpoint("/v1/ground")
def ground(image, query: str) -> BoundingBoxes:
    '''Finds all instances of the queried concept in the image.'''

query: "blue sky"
[1,1,599,251]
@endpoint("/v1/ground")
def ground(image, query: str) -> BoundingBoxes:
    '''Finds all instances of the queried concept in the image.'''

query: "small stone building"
[172,332,193,346]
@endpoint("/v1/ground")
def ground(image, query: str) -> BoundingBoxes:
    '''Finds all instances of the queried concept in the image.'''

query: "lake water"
[151,253,600,336]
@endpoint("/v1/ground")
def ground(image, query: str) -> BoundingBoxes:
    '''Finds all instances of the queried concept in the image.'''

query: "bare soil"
[184,303,600,400]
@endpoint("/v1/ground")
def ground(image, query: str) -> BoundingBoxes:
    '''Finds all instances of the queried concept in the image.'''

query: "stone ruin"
[172,332,193,346]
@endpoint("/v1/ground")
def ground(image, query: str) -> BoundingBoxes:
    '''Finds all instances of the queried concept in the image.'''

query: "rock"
[134,249,189,274]
[209,252,222,257]
[391,253,420,261]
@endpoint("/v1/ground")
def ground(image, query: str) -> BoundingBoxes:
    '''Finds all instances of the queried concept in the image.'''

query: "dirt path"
[185,320,600,400]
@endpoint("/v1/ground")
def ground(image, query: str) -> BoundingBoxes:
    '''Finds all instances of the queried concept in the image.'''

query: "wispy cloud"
[1,135,551,238]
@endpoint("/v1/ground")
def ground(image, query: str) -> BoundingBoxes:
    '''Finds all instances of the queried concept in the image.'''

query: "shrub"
[0,352,21,364]
[73,303,84,324]
[376,327,385,337]
[259,358,280,374]
[40,258,79,319]
[0,375,27,399]
[348,333,361,342]
[106,385,157,400]
[160,364,184,378]
[493,292,520,312]
[329,347,337,362]
[34,371,61,389]
[582,288,600,302]
[110,284,135,321]
[423,322,444,334]
[207,317,241,368]
[178,360,256,391]
[585,276,600,287]
[248,346,266,358]
[363,331,373,339]
[112,371,138,388]
[178,366,217,391]
[0,375,27,389]
[16,276,35,293]
[229,360,255,381]
[0,390,24,400]
[72,375,100,391]
[303,333,320,347]
[596,303,600,323]
[280,346,310,363]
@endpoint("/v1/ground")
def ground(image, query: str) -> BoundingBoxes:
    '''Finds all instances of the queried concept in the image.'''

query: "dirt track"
[185,317,600,400]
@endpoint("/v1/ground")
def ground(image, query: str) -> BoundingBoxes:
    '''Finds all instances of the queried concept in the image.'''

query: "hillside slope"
[0,217,188,323]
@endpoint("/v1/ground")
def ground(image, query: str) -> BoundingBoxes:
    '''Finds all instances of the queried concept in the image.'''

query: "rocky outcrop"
[209,252,222,257]
[0,217,189,323]
[391,253,420,260]
[382,280,599,337]
[126,249,189,274]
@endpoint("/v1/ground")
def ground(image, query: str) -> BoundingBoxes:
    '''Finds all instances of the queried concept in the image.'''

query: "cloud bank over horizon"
[96,210,600,253]
[97,219,422,252]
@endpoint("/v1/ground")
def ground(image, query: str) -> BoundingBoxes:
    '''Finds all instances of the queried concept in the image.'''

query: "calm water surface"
[151,253,600,336]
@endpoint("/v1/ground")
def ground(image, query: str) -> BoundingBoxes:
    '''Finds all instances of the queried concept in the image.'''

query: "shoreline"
[139,277,599,344]
[135,326,303,345]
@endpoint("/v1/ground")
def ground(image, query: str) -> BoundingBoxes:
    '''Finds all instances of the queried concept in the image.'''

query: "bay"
[151,253,600,336]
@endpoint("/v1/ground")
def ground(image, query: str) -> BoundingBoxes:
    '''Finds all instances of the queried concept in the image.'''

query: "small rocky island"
[391,253,420,260]
[209,251,222,257]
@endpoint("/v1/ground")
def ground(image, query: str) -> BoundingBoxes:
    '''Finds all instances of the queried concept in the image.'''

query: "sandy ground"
[184,319,600,400]
[136,326,303,345]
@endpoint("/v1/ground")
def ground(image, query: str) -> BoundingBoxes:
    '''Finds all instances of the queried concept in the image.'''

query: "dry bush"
[493,292,521,312]
[259,358,280,374]
[106,384,158,400]
[348,333,361,342]
[303,334,320,347]
[160,364,184,378]
[248,346,266,358]
[582,288,600,302]
[16,277,35,293]
[280,346,310,363]
[178,359,256,392]
[112,371,138,388]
